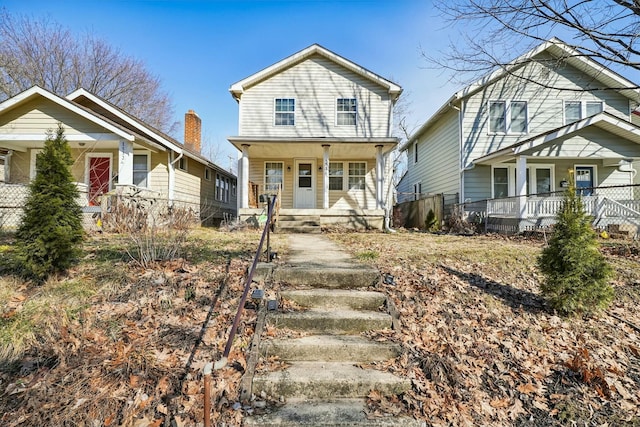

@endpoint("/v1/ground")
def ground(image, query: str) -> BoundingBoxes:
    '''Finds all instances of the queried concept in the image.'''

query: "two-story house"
[228,44,402,230]
[398,38,640,232]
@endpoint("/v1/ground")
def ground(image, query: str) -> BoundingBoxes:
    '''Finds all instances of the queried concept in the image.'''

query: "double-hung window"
[265,162,284,193]
[564,100,603,124]
[489,100,528,134]
[133,153,150,188]
[337,98,357,126]
[348,162,366,190]
[329,162,344,190]
[275,98,295,126]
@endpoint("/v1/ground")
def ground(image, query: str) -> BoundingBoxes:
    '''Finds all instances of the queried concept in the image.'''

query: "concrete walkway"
[283,234,360,268]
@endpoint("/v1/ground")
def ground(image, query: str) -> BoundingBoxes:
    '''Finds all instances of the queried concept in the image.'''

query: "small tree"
[537,182,613,315]
[15,124,83,282]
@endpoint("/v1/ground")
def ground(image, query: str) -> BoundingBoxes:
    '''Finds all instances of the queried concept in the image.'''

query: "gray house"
[398,38,640,233]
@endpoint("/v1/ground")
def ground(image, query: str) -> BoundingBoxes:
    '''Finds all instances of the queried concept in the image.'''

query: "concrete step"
[273,266,379,288]
[280,289,386,311]
[276,225,322,234]
[277,215,321,222]
[277,219,321,227]
[252,362,411,400]
[260,335,401,362]
[244,398,424,427]
[267,309,392,334]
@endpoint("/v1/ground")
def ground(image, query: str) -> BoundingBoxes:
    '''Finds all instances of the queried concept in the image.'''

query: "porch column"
[516,155,528,221]
[322,144,330,209]
[375,145,384,210]
[240,144,250,209]
[118,140,134,185]
[3,150,11,182]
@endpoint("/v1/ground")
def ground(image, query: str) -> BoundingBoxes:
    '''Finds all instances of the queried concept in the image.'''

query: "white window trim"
[178,156,188,171]
[29,148,43,180]
[487,100,529,135]
[328,161,344,191]
[347,161,367,191]
[274,98,295,127]
[413,142,418,164]
[133,150,151,189]
[85,152,113,190]
[414,181,422,201]
[563,100,605,124]
[204,167,211,181]
[336,98,357,126]
[491,163,555,198]
[264,161,284,193]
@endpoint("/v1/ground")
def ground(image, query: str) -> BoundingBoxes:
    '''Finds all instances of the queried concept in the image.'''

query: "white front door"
[294,159,315,208]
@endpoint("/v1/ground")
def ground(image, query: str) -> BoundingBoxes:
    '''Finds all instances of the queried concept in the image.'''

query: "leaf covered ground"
[1,229,639,426]
[328,231,640,426]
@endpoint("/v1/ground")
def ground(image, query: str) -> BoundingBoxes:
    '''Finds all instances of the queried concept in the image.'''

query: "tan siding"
[239,56,391,138]
[173,157,202,203]
[0,98,108,136]
[149,151,169,195]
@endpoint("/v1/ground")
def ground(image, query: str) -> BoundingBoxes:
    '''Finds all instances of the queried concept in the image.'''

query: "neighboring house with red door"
[228,44,402,231]
[0,86,236,228]
[397,38,640,234]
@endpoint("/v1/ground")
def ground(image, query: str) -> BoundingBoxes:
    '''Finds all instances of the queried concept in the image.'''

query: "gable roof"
[402,38,640,151]
[0,86,135,142]
[474,111,640,165]
[229,44,402,101]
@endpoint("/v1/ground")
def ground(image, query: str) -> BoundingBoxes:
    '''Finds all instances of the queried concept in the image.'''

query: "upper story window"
[489,100,528,134]
[564,100,603,124]
[275,98,295,126]
[336,98,357,126]
[413,142,418,164]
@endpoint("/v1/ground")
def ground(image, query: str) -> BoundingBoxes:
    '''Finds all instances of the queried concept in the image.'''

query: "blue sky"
[3,0,461,170]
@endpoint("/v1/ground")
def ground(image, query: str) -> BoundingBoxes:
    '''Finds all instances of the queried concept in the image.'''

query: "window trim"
[563,100,604,124]
[204,167,211,181]
[133,150,151,188]
[328,161,344,191]
[274,98,295,126]
[29,148,43,180]
[491,163,555,198]
[336,98,357,126]
[178,156,188,171]
[413,182,422,201]
[488,100,528,135]
[264,161,284,193]
[348,161,367,191]
[413,142,418,164]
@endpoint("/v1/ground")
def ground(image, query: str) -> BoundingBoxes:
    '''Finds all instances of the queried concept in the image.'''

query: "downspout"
[169,150,184,206]
[449,100,464,203]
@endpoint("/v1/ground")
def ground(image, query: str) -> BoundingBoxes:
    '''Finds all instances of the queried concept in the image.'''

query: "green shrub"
[537,183,613,315]
[15,124,83,282]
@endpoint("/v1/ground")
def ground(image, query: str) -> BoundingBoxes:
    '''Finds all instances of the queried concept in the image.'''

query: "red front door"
[88,157,110,206]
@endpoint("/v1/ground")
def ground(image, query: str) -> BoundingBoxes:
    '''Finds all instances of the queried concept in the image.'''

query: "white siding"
[239,55,392,138]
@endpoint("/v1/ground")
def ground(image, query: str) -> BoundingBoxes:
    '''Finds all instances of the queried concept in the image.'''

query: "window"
[348,162,366,190]
[215,173,231,202]
[231,181,237,197]
[492,164,554,197]
[337,98,357,126]
[275,98,295,126]
[204,168,211,181]
[489,100,528,134]
[413,142,418,164]
[133,153,149,187]
[564,100,604,124]
[265,162,284,192]
[414,182,422,201]
[178,156,187,171]
[329,162,344,190]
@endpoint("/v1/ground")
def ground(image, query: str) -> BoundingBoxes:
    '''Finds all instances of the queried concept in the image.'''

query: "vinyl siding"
[0,98,108,136]
[463,166,492,201]
[398,109,460,201]
[239,55,392,138]
[463,53,633,167]
[529,127,640,159]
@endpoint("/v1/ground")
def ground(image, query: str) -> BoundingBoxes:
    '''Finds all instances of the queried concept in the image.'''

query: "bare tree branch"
[0,9,178,134]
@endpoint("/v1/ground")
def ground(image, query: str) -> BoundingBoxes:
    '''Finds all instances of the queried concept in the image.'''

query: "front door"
[294,159,315,208]
[575,166,594,196]
[88,156,111,206]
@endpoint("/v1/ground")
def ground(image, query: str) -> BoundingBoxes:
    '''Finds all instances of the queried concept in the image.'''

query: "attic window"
[337,98,357,126]
[275,98,295,126]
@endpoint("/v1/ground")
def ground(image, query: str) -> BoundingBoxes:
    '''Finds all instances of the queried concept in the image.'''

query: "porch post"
[515,155,528,224]
[118,140,134,185]
[375,145,384,210]
[322,145,330,209]
[240,144,250,209]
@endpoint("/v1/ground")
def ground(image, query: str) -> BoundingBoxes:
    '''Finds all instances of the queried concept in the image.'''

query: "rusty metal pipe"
[203,362,212,427]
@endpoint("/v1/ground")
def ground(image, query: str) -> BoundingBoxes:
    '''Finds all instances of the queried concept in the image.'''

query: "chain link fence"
[451,184,640,239]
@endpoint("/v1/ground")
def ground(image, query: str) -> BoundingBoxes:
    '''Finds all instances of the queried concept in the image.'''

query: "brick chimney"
[184,109,202,153]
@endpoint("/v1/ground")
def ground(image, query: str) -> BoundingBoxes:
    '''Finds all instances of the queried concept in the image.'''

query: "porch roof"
[227,136,397,158]
[474,112,640,165]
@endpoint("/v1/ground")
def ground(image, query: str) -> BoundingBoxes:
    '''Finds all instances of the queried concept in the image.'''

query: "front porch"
[239,208,385,231]
[479,184,640,237]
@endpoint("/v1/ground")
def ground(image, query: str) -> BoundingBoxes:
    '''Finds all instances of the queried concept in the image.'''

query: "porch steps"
[276,215,321,234]
[245,253,413,426]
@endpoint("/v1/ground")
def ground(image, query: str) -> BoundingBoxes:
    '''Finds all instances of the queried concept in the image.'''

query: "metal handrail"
[221,194,278,361]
